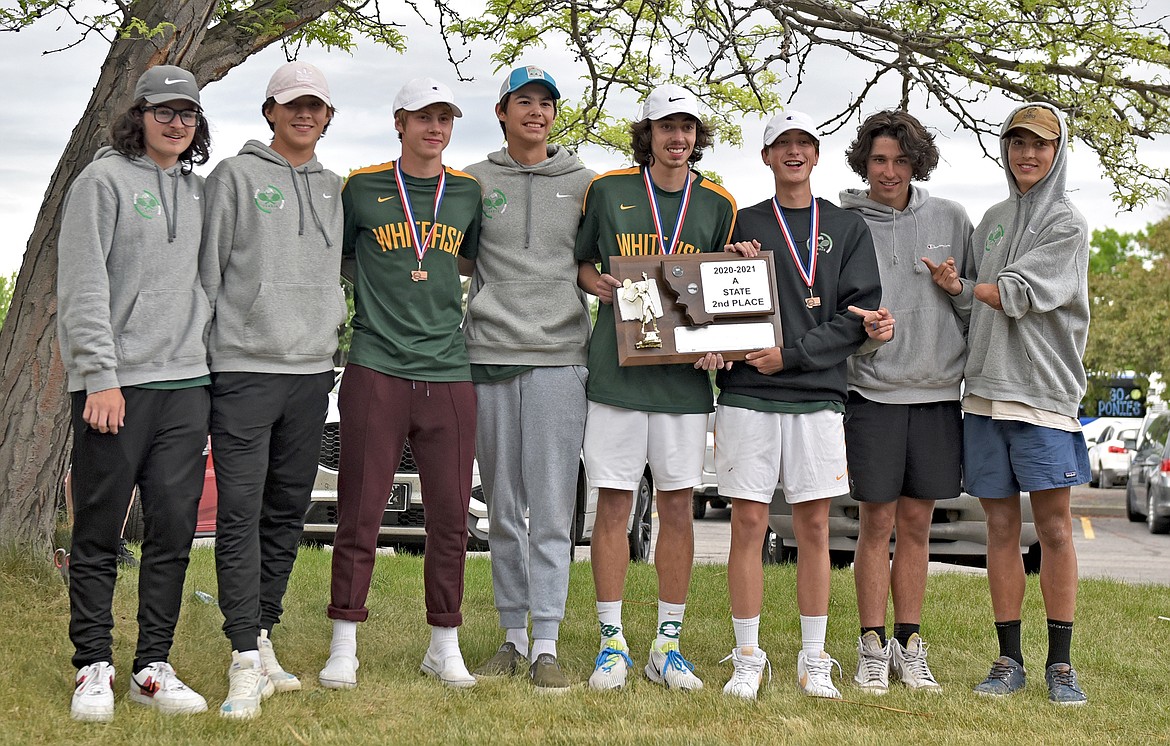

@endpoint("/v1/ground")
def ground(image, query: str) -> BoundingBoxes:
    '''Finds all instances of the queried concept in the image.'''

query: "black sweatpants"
[69,386,210,671]
[211,371,333,652]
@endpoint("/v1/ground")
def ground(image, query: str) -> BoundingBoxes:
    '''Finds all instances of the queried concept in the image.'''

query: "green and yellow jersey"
[574,167,736,413]
[342,161,481,382]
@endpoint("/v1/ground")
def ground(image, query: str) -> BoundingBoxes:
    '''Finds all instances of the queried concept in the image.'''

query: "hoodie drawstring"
[286,162,333,249]
[155,165,179,243]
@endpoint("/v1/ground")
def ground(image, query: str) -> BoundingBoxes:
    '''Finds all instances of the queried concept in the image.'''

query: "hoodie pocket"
[118,288,211,366]
[465,279,590,346]
[241,281,347,358]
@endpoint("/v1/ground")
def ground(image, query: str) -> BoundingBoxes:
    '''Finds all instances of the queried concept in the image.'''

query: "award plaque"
[610,252,784,366]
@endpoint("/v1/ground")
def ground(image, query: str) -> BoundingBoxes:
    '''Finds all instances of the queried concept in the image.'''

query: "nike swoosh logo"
[835,473,845,481]
[378,195,396,202]
[323,194,333,199]
[668,96,685,102]
[193,195,200,200]
[556,193,572,199]
[164,78,186,85]
[620,204,636,210]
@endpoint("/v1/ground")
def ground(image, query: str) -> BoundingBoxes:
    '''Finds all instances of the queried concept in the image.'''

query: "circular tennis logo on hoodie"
[133,190,161,219]
[254,185,285,214]
[816,232,833,254]
[985,224,1005,252]
[482,189,507,219]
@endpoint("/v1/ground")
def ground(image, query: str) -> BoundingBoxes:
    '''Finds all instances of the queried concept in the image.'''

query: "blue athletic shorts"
[962,414,1090,498]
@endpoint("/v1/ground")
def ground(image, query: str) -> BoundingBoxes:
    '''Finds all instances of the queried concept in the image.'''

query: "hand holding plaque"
[610,252,784,366]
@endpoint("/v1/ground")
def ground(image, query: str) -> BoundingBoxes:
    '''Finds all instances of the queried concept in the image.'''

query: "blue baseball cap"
[498,66,560,102]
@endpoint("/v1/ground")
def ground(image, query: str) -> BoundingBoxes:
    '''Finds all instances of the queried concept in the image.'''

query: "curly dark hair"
[845,109,939,181]
[629,115,713,168]
[261,96,335,136]
[109,101,211,174]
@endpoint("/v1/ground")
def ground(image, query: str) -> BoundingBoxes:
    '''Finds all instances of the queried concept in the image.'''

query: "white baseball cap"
[763,110,820,146]
[638,84,701,122]
[393,77,463,118]
[266,62,332,106]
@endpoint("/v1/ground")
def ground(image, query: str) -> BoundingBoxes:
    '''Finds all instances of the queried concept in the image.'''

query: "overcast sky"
[2,8,1167,277]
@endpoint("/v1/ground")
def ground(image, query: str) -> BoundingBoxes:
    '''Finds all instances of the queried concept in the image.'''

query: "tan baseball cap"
[1004,106,1060,140]
[266,62,331,106]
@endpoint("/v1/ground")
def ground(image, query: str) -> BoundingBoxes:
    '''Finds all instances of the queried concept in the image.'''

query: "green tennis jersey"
[574,167,737,413]
[342,162,481,381]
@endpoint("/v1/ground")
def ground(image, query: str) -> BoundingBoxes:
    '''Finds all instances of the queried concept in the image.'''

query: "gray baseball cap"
[134,65,200,107]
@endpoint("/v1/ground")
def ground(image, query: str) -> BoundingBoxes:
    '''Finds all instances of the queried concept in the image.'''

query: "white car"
[1086,423,1138,489]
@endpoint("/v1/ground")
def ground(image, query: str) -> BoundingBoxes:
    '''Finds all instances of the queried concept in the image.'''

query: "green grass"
[1,546,1167,745]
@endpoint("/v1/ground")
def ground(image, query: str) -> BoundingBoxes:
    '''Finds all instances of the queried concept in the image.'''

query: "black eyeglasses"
[143,105,200,127]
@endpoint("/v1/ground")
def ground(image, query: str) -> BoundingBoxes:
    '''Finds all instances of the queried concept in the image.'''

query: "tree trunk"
[0,0,339,552]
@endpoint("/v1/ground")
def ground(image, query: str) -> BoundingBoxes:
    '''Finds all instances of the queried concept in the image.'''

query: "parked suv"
[1125,408,1170,533]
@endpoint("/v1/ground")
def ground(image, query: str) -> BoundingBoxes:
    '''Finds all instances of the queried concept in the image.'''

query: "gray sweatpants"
[476,366,587,640]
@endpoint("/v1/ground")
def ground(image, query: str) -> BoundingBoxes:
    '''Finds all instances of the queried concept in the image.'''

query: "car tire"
[628,472,653,562]
[1023,542,1042,574]
[123,487,145,543]
[692,494,707,520]
[829,550,852,570]
[710,497,727,511]
[762,527,780,565]
[1148,491,1170,534]
[1100,471,1112,490]
[1126,481,1144,522]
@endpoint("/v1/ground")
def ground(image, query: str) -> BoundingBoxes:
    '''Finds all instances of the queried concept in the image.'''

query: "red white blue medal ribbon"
[394,159,447,271]
[643,166,693,255]
[772,195,820,305]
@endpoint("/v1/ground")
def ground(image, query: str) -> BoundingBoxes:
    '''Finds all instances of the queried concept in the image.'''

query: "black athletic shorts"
[844,392,962,503]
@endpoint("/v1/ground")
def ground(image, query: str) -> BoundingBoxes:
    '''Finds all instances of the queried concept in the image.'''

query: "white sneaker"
[420,649,476,688]
[319,654,359,690]
[645,641,703,691]
[220,651,274,719]
[71,661,115,722]
[721,647,771,700]
[257,630,301,693]
[587,640,633,691]
[129,661,208,714]
[890,633,941,691]
[797,650,842,699]
[853,631,890,695]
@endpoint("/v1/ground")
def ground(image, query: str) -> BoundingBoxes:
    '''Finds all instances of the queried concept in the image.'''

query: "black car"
[1125,409,1170,534]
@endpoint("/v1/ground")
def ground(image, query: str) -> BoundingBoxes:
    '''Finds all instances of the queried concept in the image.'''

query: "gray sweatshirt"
[964,102,1090,417]
[200,140,346,375]
[840,186,974,403]
[462,146,596,366]
[57,147,210,394]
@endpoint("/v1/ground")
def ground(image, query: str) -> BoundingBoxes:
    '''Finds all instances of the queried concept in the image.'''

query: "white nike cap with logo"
[134,65,201,107]
[639,84,701,122]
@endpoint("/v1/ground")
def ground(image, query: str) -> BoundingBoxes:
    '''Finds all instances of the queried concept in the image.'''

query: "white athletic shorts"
[583,401,708,491]
[715,405,849,504]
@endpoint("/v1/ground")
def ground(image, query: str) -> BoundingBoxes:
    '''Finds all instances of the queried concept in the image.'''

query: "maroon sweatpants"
[327,364,476,627]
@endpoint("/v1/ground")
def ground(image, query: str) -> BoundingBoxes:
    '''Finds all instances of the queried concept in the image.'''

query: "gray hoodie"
[200,140,346,375]
[57,147,210,394]
[462,146,596,366]
[840,186,974,403]
[964,102,1090,417]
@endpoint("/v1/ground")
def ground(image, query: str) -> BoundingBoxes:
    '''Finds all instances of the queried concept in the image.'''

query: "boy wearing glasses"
[58,64,212,722]
[965,103,1090,706]
[200,61,347,719]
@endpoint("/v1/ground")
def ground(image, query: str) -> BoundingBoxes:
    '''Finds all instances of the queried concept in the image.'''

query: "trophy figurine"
[622,273,662,349]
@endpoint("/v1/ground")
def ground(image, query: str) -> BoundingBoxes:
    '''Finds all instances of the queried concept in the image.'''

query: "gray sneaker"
[530,653,571,693]
[472,642,526,677]
[973,656,1026,697]
[1044,663,1087,706]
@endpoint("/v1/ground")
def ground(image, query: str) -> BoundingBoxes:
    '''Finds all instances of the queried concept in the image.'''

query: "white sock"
[505,628,530,658]
[800,615,828,658]
[597,600,624,645]
[530,638,556,661]
[733,615,761,651]
[429,625,459,657]
[329,619,358,661]
[236,649,262,667]
[655,600,686,649]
